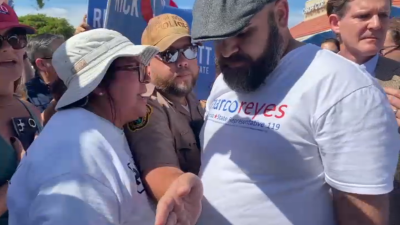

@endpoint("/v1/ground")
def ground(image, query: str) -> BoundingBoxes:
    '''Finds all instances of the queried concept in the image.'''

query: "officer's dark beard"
[218,12,284,93]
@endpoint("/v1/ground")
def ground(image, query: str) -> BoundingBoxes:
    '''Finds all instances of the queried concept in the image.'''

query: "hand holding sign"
[74,14,91,35]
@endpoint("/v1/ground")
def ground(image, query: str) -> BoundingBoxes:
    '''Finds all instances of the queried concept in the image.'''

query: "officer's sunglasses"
[157,45,198,63]
[0,29,28,50]
[113,64,147,83]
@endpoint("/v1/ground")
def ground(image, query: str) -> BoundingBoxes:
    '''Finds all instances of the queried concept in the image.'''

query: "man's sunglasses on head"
[157,45,198,63]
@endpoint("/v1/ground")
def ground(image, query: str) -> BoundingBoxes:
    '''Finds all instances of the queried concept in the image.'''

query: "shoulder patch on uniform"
[127,105,153,132]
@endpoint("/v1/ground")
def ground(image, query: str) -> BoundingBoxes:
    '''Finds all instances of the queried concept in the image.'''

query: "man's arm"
[144,167,184,201]
[333,189,389,225]
[315,85,399,224]
[125,103,183,201]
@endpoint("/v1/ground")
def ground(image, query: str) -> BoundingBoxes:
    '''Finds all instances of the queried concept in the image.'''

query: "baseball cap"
[192,0,276,42]
[142,13,191,52]
[53,28,159,110]
[0,3,35,34]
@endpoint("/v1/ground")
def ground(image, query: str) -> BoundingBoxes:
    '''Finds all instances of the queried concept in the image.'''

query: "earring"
[99,92,104,96]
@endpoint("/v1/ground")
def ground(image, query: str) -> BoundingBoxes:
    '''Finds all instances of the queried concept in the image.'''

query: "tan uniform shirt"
[125,90,204,175]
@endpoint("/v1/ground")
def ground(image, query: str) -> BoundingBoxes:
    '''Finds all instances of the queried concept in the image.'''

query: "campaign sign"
[87,0,108,28]
[161,6,215,100]
[105,0,169,45]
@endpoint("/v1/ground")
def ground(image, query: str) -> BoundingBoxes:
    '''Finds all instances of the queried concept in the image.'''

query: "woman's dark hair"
[57,60,119,123]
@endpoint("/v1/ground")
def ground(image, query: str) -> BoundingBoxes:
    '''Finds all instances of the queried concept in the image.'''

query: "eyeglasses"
[380,45,400,56]
[157,45,198,63]
[0,33,27,50]
[113,64,147,83]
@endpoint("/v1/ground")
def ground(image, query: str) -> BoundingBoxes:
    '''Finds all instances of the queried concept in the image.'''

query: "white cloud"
[15,5,87,27]
[288,9,304,28]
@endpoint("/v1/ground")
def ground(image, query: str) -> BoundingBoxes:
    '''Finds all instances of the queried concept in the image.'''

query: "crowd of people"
[0,0,400,224]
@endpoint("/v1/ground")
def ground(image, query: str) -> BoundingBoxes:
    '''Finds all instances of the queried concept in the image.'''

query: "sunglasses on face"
[113,64,147,83]
[0,32,27,50]
[157,45,198,63]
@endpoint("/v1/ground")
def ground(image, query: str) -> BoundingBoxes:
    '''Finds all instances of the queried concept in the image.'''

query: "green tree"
[35,0,45,9]
[19,14,75,39]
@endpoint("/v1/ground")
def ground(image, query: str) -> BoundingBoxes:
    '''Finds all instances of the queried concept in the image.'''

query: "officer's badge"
[127,105,153,132]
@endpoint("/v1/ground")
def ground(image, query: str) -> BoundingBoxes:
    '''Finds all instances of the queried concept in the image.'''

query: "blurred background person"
[21,52,34,82]
[25,34,65,112]
[327,0,400,224]
[327,0,400,81]
[321,38,340,53]
[327,0,400,115]
[7,28,202,225]
[14,53,35,100]
[0,2,42,225]
[382,17,400,62]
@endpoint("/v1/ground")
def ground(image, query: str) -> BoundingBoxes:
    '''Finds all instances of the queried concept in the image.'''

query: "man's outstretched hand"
[155,173,203,225]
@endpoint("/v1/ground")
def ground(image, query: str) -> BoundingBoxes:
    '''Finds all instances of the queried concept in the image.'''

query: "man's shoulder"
[308,51,374,87]
[296,51,382,115]
[148,90,172,109]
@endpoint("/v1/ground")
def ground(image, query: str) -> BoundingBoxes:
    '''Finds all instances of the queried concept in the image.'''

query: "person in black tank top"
[0,4,41,225]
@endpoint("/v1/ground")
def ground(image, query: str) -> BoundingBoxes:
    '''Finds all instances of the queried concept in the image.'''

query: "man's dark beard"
[218,13,284,93]
[154,71,198,97]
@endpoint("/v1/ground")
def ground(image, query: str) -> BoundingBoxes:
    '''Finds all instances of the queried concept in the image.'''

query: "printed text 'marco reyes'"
[212,99,288,120]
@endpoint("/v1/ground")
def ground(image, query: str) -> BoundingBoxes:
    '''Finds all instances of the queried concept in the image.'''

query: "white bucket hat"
[52,28,159,110]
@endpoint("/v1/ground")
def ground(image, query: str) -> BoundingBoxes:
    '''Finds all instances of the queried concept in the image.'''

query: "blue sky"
[13,0,305,27]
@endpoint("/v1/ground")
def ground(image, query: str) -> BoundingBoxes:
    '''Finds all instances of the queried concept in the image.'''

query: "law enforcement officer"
[125,14,204,201]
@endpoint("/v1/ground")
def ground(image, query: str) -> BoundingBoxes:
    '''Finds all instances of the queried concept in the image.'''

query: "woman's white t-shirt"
[7,108,155,225]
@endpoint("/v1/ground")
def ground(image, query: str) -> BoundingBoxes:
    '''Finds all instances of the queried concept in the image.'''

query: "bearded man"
[125,14,204,202]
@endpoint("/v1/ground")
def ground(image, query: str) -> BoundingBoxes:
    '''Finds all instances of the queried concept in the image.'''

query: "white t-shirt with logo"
[198,44,400,225]
[7,108,155,225]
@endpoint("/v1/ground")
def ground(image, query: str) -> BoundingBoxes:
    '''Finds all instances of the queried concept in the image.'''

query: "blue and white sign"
[161,6,215,100]
[87,0,108,28]
[105,0,168,45]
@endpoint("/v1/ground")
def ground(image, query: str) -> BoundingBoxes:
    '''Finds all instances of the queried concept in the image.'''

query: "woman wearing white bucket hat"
[6,29,202,225]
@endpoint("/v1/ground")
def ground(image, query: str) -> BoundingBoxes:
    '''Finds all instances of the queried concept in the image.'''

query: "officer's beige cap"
[141,13,191,52]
